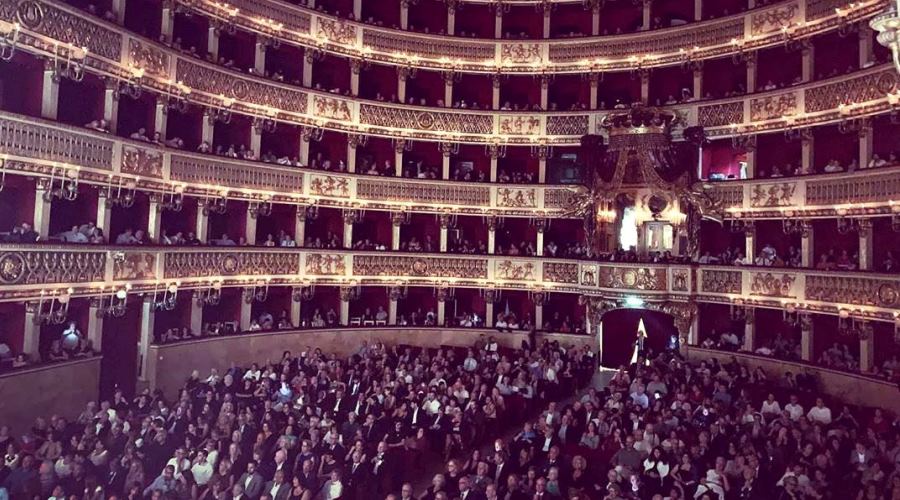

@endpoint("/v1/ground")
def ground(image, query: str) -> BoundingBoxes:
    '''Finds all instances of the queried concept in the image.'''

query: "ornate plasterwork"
[749,183,797,208]
[0,116,114,171]
[352,255,488,279]
[0,249,105,285]
[500,43,542,65]
[164,251,298,278]
[805,69,898,113]
[175,59,308,114]
[358,105,494,135]
[122,146,164,178]
[543,262,578,284]
[495,260,536,281]
[356,180,490,206]
[805,275,899,308]
[316,17,357,45]
[170,154,304,192]
[671,269,690,292]
[499,115,541,136]
[749,272,797,298]
[305,254,346,276]
[698,102,744,128]
[497,188,537,208]
[598,267,666,291]
[309,175,350,198]
[805,170,900,206]
[313,95,352,121]
[749,92,798,122]
[749,2,801,36]
[546,115,589,136]
[128,39,169,78]
[700,270,742,294]
[580,264,598,286]
[112,251,156,280]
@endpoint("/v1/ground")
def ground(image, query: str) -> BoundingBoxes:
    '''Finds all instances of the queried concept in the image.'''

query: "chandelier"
[33,288,73,325]
[870,0,900,75]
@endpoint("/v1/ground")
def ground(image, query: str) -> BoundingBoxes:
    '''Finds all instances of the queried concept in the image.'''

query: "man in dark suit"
[262,469,290,500]
[237,461,265,500]
[371,441,394,498]
[491,451,511,488]
[457,476,486,500]
[345,450,369,500]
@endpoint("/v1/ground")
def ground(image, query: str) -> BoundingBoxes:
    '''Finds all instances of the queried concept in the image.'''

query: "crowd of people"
[2,331,898,500]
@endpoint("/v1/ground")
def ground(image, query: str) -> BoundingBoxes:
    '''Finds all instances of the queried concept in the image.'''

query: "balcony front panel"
[1,3,896,145]
[1,245,897,321]
[174,0,883,73]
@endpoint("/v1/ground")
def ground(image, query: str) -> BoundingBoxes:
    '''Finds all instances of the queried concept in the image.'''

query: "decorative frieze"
[353,255,488,279]
[749,272,797,298]
[543,262,578,284]
[0,249,105,285]
[749,183,798,208]
[170,154,304,192]
[806,275,899,308]
[164,251,299,278]
[598,267,666,291]
[0,116,114,171]
[700,269,742,294]
[122,146,164,178]
[175,59,308,114]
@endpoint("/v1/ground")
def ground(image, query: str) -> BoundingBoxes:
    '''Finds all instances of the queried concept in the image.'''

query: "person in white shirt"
[190,450,214,487]
[165,448,191,480]
[760,394,782,418]
[784,394,804,421]
[806,398,832,425]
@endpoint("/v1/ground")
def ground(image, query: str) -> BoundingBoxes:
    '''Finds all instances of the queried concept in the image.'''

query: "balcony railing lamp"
[870,0,900,76]
[34,288,73,325]
[0,21,20,62]
[98,285,130,318]
[43,167,79,202]
[160,184,185,212]
[249,195,273,218]
[197,281,223,307]
[152,282,179,311]
[203,190,229,215]
[105,176,137,209]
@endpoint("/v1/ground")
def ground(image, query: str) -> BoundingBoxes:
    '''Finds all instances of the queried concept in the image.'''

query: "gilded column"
[41,60,60,120]
[302,50,314,88]
[96,191,112,237]
[245,204,258,245]
[800,313,814,362]
[692,67,703,101]
[801,42,814,83]
[590,0,600,36]
[33,179,52,238]
[350,59,362,97]
[494,3,503,39]
[484,290,497,327]
[88,298,104,352]
[533,293,545,331]
[800,220,814,267]
[207,23,220,62]
[446,0,457,35]
[347,133,361,173]
[640,69,650,104]
[492,74,501,110]
[290,288,303,327]
[745,51,757,93]
[353,0,362,19]
[542,1,551,38]
[112,0,126,24]
[400,0,410,29]
[299,127,313,166]
[858,218,874,271]
[391,212,405,251]
[535,218,547,256]
[195,199,209,243]
[240,288,254,332]
[641,0,652,31]
[858,120,873,169]
[800,130,815,174]
[201,109,215,147]
[436,287,449,326]
[190,291,204,335]
[161,0,175,43]
[154,97,168,138]
[343,210,359,249]
[295,207,307,247]
[393,139,406,177]
[537,145,549,183]
[440,142,453,180]
[439,213,451,252]
[589,73,599,110]
[742,307,755,352]
[254,37,267,75]
[443,71,454,108]
[339,286,353,326]
[103,79,120,134]
[138,295,154,380]
[23,302,40,358]
[540,76,549,110]
[858,25,874,67]
[388,287,402,325]
[148,194,162,243]
[694,0,702,21]
[397,67,411,103]
[250,118,263,158]
[488,144,501,182]
[744,221,756,263]
[487,216,498,255]
[859,322,874,372]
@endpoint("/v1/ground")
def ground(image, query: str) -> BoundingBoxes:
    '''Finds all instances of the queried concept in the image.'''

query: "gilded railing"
[173,0,884,73]
[705,165,900,218]
[0,245,897,321]
[0,111,584,217]
[0,1,896,145]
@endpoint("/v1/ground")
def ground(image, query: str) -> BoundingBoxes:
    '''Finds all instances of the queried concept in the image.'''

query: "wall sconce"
[166,81,191,114]
[0,21,20,62]
[438,141,460,156]
[293,283,315,302]
[729,219,750,233]
[49,43,86,83]
[196,280,223,306]
[891,205,900,232]
[152,282,179,311]
[530,142,552,160]
[244,279,271,303]
[781,214,809,235]
[34,288,73,325]
[730,301,747,321]
[388,283,408,301]
[203,190,229,215]
[118,66,144,99]
[392,137,413,152]
[485,142,507,159]
[303,203,320,221]
[104,175,136,209]
[730,37,754,65]
[528,289,549,305]
[97,284,131,318]
[438,212,457,229]
[678,46,703,72]
[0,156,6,193]
[159,184,185,212]
[249,195,273,218]
[835,6,859,37]
[42,167,79,202]
[836,216,860,235]
[301,124,325,143]
[253,116,277,134]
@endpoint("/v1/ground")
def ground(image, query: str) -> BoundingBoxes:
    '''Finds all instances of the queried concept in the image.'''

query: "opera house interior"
[1,0,900,498]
